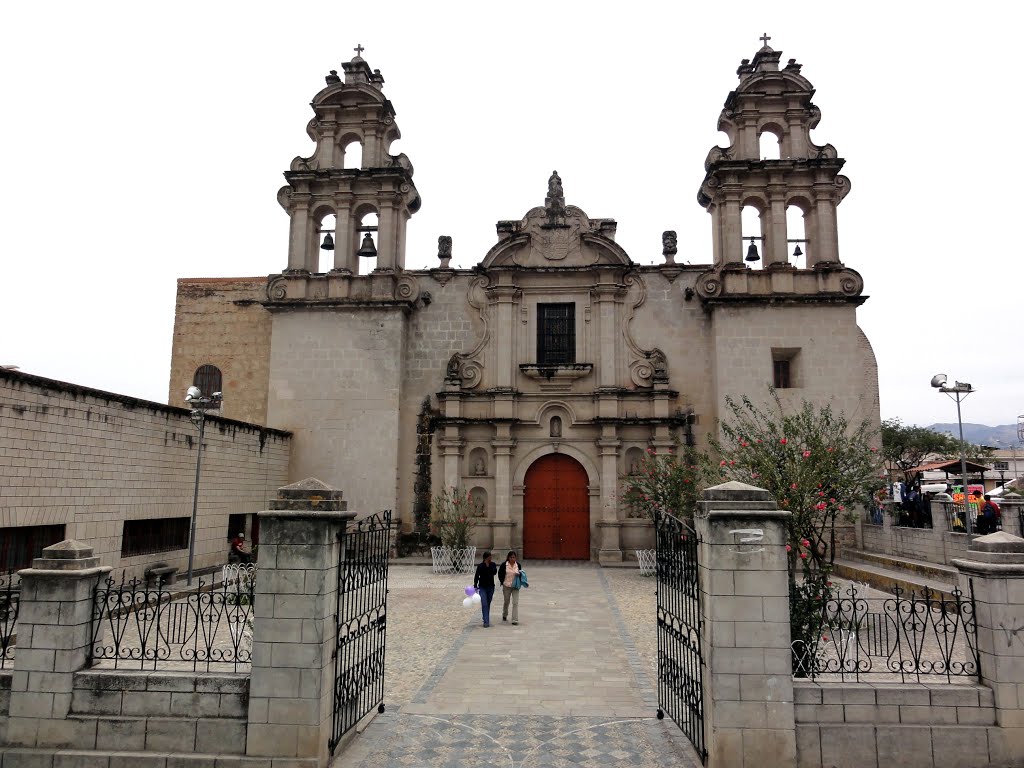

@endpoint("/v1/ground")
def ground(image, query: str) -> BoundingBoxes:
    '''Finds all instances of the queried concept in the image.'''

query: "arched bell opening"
[741,203,765,268]
[786,203,810,268]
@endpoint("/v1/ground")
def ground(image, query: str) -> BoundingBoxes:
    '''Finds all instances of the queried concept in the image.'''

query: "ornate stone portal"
[169,41,880,563]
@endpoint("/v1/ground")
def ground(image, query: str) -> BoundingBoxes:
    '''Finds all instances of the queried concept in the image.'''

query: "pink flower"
[780,438,788,445]
[785,544,792,552]
[751,472,759,479]
[801,539,810,547]
[822,635,829,642]
[791,483,798,490]
[756,439,762,444]
[815,502,827,510]
[800,552,808,559]
[729,460,736,466]
[870,447,877,452]
[802,450,811,458]
[829,498,835,503]
[837,505,845,511]
[827,447,833,453]
[720,460,727,466]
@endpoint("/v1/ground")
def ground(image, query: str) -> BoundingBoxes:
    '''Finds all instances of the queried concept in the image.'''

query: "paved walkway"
[336,563,701,767]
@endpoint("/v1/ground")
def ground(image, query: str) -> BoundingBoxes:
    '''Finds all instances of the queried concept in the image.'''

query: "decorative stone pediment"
[480,172,630,270]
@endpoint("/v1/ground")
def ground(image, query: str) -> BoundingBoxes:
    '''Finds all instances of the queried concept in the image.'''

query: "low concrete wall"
[69,669,248,754]
[795,681,998,768]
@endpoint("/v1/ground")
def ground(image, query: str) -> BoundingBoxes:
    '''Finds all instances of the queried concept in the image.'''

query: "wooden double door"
[523,454,591,560]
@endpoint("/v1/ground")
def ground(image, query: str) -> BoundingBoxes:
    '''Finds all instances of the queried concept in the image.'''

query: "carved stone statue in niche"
[648,348,668,383]
[446,353,461,380]
[473,457,487,476]
[550,416,562,438]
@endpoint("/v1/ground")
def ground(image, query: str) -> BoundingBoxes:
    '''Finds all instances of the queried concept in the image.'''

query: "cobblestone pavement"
[336,563,700,767]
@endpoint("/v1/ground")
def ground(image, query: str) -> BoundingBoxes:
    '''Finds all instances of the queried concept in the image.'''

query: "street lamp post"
[185,385,223,586]
[931,374,974,536]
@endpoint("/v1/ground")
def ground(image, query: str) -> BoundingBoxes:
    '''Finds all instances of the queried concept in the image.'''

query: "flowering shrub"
[621,446,714,521]
[430,487,476,549]
[710,391,880,575]
[789,540,837,677]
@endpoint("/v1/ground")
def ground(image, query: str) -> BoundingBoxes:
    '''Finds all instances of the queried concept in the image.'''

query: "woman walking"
[473,551,497,627]
[498,550,522,625]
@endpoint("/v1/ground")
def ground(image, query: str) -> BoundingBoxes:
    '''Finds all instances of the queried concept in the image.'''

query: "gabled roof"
[907,458,993,475]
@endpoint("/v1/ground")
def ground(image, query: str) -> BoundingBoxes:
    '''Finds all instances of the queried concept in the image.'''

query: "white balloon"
[472,593,481,604]
[462,596,473,608]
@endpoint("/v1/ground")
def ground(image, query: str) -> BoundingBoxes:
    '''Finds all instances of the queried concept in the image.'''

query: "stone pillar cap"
[41,539,95,559]
[702,480,777,504]
[269,477,348,512]
[970,531,1024,554]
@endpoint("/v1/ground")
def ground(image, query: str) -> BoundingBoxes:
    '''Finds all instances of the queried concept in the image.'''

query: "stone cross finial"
[759,33,771,47]
[354,43,365,57]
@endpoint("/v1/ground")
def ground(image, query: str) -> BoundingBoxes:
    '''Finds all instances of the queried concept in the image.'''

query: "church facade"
[168,43,879,563]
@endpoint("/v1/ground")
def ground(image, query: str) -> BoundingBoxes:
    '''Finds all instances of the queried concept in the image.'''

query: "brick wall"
[0,369,290,579]
[795,681,998,768]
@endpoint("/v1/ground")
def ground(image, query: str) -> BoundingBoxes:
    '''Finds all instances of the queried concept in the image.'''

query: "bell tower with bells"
[693,37,864,303]
[273,46,421,292]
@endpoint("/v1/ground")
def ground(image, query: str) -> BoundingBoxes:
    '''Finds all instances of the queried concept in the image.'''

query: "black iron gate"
[655,510,706,763]
[329,510,391,755]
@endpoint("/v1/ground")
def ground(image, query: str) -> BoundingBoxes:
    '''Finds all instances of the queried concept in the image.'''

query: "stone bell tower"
[277,47,421,277]
[698,36,849,270]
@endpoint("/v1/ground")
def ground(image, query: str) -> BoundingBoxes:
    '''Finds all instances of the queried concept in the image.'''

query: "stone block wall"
[64,669,248,754]
[794,682,999,768]
[266,308,406,516]
[0,369,291,578]
[0,670,10,741]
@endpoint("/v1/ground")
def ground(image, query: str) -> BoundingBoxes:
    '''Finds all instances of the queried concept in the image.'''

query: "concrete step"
[843,549,959,583]
[832,557,957,598]
[0,748,317,767]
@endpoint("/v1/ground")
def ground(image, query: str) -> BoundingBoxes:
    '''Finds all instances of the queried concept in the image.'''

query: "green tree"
[430,487,476,549]
[710,392,881,575]
[880,418,960,484]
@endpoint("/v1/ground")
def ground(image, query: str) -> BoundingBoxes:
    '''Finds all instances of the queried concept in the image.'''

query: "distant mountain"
[926,423,1021,447]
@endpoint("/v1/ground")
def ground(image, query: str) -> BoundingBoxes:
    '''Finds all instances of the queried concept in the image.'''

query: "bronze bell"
[320,232,335,251]
[793,244,803,258]
[356,232,378,258]
[745,240,760,262]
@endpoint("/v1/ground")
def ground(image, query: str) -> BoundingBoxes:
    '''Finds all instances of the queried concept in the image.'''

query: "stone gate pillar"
[6,540,110,748]
[246,478,354,766]
[952,532,1024,764]
[696,481,796,768]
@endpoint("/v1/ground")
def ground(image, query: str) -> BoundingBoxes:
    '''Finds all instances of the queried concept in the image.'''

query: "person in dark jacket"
[473,551,497,627]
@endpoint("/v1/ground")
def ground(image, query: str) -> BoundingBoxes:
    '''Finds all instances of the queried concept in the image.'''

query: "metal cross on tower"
[354,43,365,57]
[760,33,772,47]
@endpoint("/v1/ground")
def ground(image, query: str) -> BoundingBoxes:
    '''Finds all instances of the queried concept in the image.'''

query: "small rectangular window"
[0,524,66,571]
[771,348,800,389]
[537,303,575,366]
[995,461,1009,471]
[121,518,190,558]
[773,359,791,389]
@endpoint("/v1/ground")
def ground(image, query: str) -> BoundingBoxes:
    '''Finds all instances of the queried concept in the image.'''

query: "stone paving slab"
[335,563,701,767]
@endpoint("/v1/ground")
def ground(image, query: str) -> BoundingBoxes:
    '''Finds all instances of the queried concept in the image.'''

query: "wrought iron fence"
[942,501,973,533]
[655,511,706,764]
[330,511,391,755]
[1,570,19,669]
[90,573,254,671]
[791,582,979,683]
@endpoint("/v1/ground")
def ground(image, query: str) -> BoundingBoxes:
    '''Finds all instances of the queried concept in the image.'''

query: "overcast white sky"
[0,2,1019,429]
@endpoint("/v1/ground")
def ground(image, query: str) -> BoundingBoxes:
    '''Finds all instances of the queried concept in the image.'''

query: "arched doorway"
[523,454,590,560]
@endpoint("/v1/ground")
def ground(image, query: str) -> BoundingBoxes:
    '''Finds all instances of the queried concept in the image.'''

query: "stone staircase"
[833,550,959,597]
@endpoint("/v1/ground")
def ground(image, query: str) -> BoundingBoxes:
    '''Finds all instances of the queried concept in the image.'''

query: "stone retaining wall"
[794,681,999,768]
[65,669,248,754]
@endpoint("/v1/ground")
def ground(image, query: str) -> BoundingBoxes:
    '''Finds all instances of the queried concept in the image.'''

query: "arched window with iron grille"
[192,364,222,397]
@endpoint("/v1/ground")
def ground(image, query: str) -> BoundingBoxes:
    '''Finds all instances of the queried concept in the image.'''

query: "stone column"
[246,478,354,766]
[6,540,111,748]
[696,481,796,768]
[492,426,516,552]
[952,532,1024,764]
[286,200,311,273]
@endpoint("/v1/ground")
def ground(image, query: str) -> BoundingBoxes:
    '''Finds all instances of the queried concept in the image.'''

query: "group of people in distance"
[473,550,526,627]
